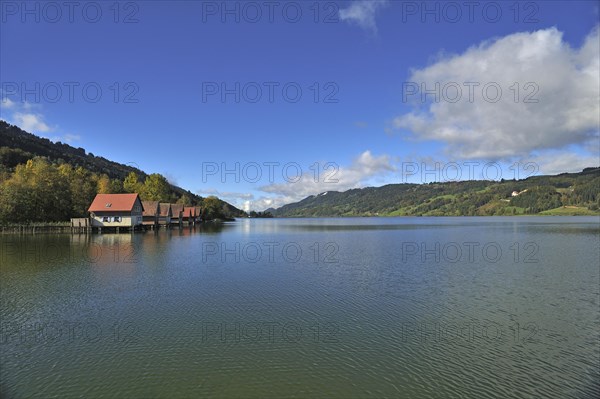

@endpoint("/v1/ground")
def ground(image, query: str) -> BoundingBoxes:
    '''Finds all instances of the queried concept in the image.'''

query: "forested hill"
[0,120,147,180]
[272,168,600,217]
[0,120,245,223]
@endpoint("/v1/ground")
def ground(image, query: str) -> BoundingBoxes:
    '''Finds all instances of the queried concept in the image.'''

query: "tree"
[123,172,142,193]
[142,173,170,202]
[177,194,192,206]
[97,174,112,194]
[203,196,222,220]
[110,179,124,193]
[0,158,71,223]
[60,165,98,217]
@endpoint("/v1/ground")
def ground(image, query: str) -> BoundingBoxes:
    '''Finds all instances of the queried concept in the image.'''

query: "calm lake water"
[1,217,599,398]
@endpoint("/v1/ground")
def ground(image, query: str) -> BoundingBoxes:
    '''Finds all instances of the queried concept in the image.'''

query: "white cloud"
[525,151,599,175]
[13,112,53,133]
[198,188,254,200]
[339,0,388,33]
[244,196,299,212]
[1,97,15,109]
[226,192,254,200]
[1,100,83,144]
[63,133,81,143]
[251,150,395,210]
[393,26,600,160]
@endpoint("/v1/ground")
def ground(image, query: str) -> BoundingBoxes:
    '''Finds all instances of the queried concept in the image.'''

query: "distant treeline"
[272,168,600,217]
[248,211,273,218]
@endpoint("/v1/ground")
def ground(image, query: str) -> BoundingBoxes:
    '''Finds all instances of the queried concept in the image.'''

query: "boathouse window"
[102,216,110,222]
[113,216,122,222]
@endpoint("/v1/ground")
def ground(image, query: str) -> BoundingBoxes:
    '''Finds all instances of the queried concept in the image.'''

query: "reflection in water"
[1,217,599,398]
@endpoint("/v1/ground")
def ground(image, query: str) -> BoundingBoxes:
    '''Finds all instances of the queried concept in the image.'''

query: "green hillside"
[272,168,600,217]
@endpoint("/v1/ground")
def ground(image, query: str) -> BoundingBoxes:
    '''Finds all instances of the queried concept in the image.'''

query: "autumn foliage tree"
[0,158,71,222]
[123,172,142,193]
[142,173,171,202]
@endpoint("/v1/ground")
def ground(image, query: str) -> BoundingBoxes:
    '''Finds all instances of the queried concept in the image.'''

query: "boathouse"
[88,193,144,228]
[142,201,160,227]
[183,207,196,225]
[170,204,184,225]
[158,203,173,225]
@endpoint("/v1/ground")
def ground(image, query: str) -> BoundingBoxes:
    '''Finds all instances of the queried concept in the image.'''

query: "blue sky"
[1,0,599,210]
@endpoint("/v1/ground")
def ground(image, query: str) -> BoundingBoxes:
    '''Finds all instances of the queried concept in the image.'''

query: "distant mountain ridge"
[272,168,600,217]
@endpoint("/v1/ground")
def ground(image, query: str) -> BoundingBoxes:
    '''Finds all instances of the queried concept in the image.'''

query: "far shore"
[2,212,599,235]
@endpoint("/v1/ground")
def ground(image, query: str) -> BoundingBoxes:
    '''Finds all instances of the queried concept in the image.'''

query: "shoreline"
[2,214,598,235]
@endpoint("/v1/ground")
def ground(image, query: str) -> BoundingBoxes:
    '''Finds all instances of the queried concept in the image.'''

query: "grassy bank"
[538,206,600,216]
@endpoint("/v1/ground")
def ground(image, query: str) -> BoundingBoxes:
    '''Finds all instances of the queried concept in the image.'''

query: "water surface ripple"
[1,217,599,398]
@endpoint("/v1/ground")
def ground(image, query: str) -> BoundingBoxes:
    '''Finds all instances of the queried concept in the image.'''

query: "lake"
[1,217,599,398]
